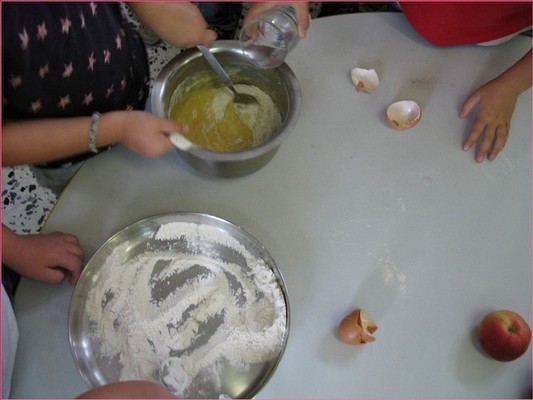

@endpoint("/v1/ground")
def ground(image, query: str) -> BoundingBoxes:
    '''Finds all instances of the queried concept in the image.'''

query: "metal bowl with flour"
[150,41,302,177]
[69,212,290,398]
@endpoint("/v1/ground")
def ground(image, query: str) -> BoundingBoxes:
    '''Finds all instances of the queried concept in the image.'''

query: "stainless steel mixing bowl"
[150,41,302,178]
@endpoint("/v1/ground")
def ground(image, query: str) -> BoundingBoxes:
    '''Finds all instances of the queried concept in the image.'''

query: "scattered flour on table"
[378,255,407,293]
[85,222,287,397]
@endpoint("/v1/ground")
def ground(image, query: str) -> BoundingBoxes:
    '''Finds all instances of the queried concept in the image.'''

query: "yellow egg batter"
[169,82,281,152]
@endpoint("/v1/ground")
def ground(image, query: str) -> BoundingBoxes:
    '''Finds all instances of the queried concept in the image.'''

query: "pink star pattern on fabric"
[62,62,74,78]
[39,64,50,79]
[82,92,94,106]
[58,95,71,109]
[10,76,22,89]
[30,100,42,113]
[19,28,29,50]
[105,84,115,98]
[115,34,122,50]
[37,22,48,41]
[3,2,149,120]
[103,48,111,64]
[60,16,72,34]
[87,52,96,71]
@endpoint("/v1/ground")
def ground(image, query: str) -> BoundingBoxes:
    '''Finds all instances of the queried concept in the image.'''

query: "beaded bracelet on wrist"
[88,112,101,154]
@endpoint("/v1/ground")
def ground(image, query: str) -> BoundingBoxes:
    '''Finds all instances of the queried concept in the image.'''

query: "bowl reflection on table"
[151,40,302,178]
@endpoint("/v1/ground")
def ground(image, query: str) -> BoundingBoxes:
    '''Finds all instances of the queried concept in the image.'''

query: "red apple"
[477,310,531,362]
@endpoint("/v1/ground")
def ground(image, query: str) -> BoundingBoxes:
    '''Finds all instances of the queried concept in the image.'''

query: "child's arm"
[2,111,186,167]
[128,2,217,48]
[2,225,85,285]
[460,49,532,162]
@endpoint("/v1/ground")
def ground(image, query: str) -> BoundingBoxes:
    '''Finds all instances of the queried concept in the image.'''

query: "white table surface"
[11,13,532,398]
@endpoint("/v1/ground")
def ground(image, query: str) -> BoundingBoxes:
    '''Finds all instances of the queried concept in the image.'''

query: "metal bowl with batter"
[150,41,302,178]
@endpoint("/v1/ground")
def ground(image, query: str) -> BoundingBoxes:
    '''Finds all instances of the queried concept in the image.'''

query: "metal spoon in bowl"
[197,45,258,106]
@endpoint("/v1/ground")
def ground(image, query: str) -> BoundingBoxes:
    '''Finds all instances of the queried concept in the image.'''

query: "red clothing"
[400,2,532,46]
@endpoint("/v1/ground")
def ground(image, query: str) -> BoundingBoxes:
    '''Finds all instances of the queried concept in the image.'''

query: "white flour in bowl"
[85,222,287,397]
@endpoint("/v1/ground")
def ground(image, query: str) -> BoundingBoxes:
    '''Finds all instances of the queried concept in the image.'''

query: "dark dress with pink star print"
[2,2,149,120]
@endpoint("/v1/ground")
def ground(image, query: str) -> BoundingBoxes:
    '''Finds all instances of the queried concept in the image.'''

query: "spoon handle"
[197,45,238,96]
[168,132,195,151]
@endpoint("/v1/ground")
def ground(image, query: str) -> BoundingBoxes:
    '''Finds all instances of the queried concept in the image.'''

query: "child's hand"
[460,77,519,163]
[130,2,217,48]
[114,111,187,158]
[4,231,84,285]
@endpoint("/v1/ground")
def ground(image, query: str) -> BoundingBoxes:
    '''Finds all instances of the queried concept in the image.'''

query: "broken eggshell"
[338,308,378,345]
[386,100,421,129]
[351,67,379,93]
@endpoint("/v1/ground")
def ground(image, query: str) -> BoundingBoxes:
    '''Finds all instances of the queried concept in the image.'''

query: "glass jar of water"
[239,6,299,68]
